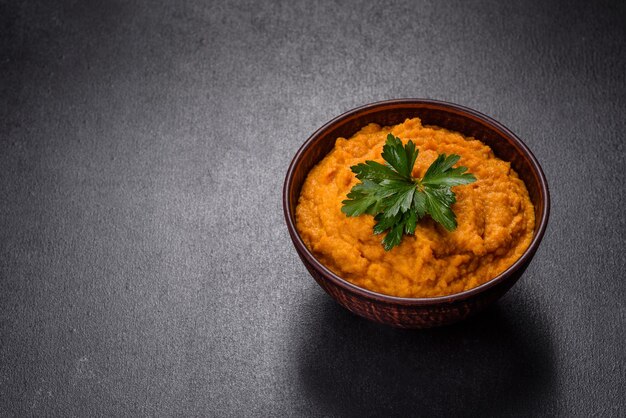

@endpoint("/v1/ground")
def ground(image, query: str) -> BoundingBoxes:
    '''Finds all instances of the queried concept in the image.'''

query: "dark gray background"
[1,0,625,416]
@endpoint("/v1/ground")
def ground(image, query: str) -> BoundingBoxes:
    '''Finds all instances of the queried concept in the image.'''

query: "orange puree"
[295,118,534,298]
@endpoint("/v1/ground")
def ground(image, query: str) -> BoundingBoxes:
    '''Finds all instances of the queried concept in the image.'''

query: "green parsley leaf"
[381,133,418,179]
[424,187,457,231]
[373,212,401,235]
[341,180,387,216]
[341,134,477,250]
[421,153,476,187]
[382,220,405,251]
[380,181,415,218]
[404,209,417,235]
[412,190,426,218]
[351,161,406,182]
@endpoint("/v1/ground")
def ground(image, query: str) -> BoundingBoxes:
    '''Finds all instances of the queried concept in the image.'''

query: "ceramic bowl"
[283,99,550,328]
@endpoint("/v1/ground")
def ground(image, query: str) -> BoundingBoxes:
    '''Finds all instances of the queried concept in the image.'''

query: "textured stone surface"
[1,0,625,416]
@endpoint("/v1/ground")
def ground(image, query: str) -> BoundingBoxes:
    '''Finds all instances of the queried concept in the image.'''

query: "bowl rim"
[283,98,550,306]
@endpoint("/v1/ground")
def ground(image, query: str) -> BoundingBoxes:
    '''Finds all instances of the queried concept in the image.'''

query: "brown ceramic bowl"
[283,99,550,328]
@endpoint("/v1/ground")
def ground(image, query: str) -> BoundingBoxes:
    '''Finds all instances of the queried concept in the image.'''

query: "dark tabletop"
[1,0,625,416]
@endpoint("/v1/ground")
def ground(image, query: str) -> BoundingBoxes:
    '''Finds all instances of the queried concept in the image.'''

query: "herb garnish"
[341,134,477,250]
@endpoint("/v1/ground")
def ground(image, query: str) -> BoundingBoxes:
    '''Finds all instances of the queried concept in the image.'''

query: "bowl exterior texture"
[284,99,549,328]
[291,237,534,328]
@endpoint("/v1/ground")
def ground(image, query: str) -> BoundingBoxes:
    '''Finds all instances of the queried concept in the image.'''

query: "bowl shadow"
[296,292,556,417]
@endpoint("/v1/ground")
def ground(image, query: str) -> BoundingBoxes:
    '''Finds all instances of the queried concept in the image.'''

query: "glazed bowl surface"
[283,99,550,328]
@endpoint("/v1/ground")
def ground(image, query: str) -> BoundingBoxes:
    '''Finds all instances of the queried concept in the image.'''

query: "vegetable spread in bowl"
[295,117,534,298]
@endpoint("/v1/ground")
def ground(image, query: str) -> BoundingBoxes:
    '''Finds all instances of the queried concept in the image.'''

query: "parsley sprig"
[341,134,477,250]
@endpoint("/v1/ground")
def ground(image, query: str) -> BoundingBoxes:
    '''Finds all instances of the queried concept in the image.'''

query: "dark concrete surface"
[1,0,625,416]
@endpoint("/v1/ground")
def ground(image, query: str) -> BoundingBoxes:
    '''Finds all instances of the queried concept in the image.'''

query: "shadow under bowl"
[283,99,550,328]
